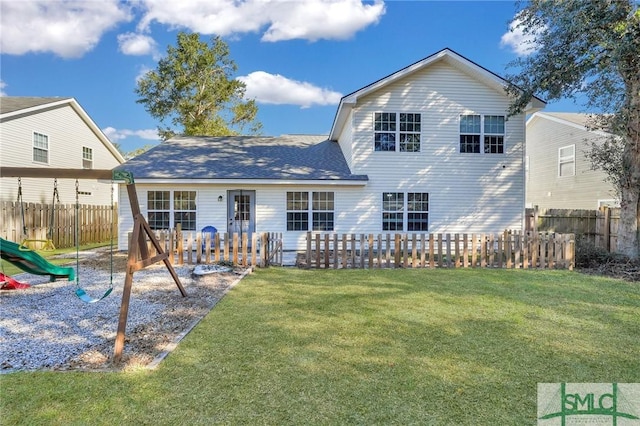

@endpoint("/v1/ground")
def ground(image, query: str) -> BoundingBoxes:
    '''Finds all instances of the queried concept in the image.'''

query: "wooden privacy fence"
[1,201,117,249]
[304,231,575,270]
[135,229,283,268]
[526,207,619,251]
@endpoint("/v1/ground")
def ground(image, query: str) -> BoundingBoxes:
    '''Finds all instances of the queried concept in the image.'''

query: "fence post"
[334,234,339,269]
[342,234,348,268]
[602,206,611,251]
[324,234,331,268]
[369,234,375,268]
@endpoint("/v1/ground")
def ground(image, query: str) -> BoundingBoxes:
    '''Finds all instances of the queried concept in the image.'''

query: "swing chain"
[17,178,27,237]
[47,178,61,241]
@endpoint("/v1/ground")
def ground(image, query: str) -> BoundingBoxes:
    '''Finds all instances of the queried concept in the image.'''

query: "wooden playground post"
[112,173,186,363]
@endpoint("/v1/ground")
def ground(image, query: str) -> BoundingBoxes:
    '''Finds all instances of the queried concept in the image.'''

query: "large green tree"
[506,0,640,258]
[136,32,262,140]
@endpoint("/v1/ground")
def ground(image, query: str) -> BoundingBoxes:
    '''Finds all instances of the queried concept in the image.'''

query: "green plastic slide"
[0,237,75,282]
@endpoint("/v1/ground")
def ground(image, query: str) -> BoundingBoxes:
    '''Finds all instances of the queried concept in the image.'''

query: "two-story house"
[116,48,545,251]
[0,97,125,206]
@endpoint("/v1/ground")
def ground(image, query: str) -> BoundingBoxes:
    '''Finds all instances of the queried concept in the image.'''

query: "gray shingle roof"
[0,97,70,114]
[117,134,368,182]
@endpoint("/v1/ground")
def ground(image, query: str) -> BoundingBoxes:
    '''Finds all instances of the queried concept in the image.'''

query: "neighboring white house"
[526,112,619,210]
[116,48,545,251]
[0,97,125,206]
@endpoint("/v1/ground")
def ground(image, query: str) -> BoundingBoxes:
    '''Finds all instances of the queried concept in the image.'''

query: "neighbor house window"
[287,191,334,231]
[460,115,505,154]
[82,146,93,169]
[558,144,575,177]
[374,112,421,152]
[147,190,196,230]
[33,132,49,163]
[382,192,429,231]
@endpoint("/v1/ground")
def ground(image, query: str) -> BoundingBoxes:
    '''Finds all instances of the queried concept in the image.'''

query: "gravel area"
[0,248,249,373]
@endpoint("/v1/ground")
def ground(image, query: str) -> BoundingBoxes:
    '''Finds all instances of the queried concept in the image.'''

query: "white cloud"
[0,80,7,96]
[137,0,385,42]
[0,0,131,58]
[117,32,160,60]
[238,71,343,108]
[103,127,160,142]
[261,0,385,42]
[500,17,543,57]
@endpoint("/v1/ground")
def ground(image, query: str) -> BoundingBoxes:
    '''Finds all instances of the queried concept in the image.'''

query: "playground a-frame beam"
[0,167,187,363]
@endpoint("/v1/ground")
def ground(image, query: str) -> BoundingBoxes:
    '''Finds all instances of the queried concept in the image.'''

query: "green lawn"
[2,268,638,425]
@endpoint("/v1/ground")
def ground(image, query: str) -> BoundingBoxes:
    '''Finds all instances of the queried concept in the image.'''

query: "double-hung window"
[287,191,334,231]
[459,115,505,154]
[382,192,429,231]
[33,132,49,163]
[82,146,93,169]
[558,144,575,177]
[147,190,196,230]
[374,112,421,152]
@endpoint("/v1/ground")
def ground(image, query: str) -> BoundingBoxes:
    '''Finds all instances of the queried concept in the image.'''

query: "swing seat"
[19,239,56,252]
[75,287,113,304]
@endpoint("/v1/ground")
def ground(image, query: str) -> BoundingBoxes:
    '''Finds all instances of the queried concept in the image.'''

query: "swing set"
[1,167,186,362]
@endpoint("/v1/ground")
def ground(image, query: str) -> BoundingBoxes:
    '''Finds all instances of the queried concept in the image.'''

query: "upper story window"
[147,190,197,231]
[287,191,335,231]
[459,114,505,154]
[374,112,421,152]
[82,146,93,169]
[558,144,575,177]
[33,132,49,163]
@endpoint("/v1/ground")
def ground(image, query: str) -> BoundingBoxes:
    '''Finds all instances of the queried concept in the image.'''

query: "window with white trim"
[558,144,575,177]
[33,132,49,163]
[382,192,429,231]
[82,146,93,169]
[147,190,196,230]
[459,114,505,154]
[374,112,421,152]
[287,191,334,231]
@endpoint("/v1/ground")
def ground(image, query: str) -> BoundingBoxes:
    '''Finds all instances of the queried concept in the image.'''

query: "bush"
[574,235,627,268]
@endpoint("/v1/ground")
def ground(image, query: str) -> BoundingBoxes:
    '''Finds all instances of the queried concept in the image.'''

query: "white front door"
[227,190,255,245]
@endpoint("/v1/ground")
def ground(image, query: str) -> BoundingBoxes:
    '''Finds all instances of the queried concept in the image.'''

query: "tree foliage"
[505,0,640,258]
[135,32,262,140]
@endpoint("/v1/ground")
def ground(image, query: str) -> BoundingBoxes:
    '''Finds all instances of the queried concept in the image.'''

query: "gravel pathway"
[1,249,247,372]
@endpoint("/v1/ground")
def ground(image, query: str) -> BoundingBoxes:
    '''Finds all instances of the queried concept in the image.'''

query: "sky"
[0,0,586,154]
